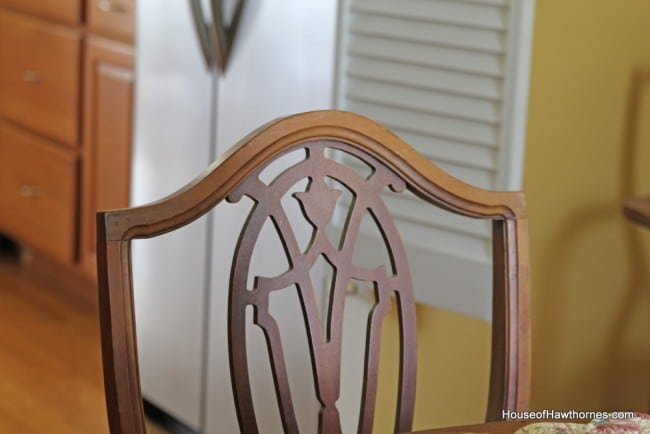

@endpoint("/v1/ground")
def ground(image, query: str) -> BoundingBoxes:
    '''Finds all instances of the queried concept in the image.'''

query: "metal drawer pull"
[19,185,40,198]
[22,70,41,83]
[99,0,127,13]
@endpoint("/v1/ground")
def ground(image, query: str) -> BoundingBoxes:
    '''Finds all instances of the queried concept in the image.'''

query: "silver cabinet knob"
[22,70,41,83]
[19,185,40,198]
[99,0,127,13]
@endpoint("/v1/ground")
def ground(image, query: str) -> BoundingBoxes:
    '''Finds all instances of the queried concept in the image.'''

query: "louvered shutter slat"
[334,0,534,319]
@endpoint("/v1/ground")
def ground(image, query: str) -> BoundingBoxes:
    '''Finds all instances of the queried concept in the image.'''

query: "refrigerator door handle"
[189,0,215,68]
[209,0,246,73]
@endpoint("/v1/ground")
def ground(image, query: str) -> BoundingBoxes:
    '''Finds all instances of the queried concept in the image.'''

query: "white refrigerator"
[130,1,338,432]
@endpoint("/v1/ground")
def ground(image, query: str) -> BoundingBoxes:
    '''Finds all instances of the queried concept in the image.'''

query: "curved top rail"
[101,110,526,241]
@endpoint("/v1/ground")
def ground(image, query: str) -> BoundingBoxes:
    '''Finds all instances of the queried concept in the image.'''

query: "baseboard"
[143,400,200,434]
[0,234,19,258]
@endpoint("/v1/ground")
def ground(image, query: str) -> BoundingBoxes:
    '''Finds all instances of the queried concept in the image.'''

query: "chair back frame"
[96,110,530,434]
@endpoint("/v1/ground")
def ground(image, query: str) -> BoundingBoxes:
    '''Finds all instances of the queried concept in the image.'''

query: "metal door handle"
[189,0,246,72]
[209,0,246,73]
[189,0,215,69]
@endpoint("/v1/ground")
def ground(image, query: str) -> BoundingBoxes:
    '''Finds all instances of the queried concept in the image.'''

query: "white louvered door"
[334,0,535,321]
[334,2,534,430]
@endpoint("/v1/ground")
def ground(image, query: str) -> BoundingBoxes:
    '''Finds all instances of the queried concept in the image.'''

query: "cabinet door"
[87,0,135,42]
[0,122,78,263]
[0,10,82,147]
[0,0,83,25]
[80,37,134,277]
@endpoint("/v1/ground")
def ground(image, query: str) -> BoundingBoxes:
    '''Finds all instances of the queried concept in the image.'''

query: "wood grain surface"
[0,9,82,146]
[0,251,170,434]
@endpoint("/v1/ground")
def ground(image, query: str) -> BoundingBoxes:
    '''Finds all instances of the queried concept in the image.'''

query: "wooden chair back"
[97,110,531,434]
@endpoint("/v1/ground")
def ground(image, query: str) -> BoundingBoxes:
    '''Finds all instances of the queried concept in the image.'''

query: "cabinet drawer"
[0,123,78,264]
[0,10,82,147]
[0,0,82,25]
[87,0,135,42]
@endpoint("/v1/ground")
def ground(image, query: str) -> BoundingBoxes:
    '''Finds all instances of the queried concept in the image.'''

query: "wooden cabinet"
[0,1,135,274]
[87,0,135,42]
[0,10,82,146]
[79,37,134,276]
[0,0,83,25]
[0,123,78,263]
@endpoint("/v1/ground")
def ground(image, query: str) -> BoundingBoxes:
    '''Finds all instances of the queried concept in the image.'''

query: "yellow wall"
[525,0,650,412]
[373,305,492,432]
[375,1,650,431]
